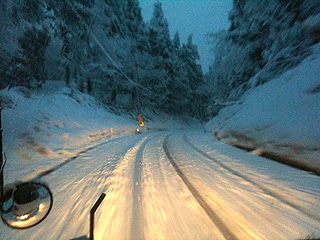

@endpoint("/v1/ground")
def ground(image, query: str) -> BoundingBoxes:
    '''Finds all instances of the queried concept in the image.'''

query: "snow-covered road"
[1,130,320,240]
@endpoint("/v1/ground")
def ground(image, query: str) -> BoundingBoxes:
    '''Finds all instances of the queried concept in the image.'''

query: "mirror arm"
[0,100,4,203]
[90,193,106,240]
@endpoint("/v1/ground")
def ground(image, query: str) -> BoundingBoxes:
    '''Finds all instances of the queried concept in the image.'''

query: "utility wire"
[67,1,138,87]
[65,1,188,105]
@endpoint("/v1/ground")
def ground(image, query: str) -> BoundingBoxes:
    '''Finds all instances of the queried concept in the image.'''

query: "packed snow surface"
[1,83,320,239]
[1,131,319,239]
[206,44,320,173]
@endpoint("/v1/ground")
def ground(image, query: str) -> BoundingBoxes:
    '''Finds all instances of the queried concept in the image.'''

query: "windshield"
[1,1,320,239]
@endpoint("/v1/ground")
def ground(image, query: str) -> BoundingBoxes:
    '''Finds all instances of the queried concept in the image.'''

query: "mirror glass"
[1,181,53,229]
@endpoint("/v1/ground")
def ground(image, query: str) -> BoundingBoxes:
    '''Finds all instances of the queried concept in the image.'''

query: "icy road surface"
[1,130,320,240]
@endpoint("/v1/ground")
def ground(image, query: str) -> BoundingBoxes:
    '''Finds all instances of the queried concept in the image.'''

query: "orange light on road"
[138,115,144,126]
[63,133,68,140]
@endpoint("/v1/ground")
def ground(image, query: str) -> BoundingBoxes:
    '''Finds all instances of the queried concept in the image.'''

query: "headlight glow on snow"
[17,214,29,220]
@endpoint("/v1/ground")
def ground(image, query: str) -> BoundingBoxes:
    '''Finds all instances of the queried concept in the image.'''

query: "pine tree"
[124,0,144,37]
[17,27,50,89]
[103,0,126,38]
[46,0,94,87]
[1,0,51,89]
[173,32,181,53]
[145,2,174,112]
[0,1,12,88]
[205,0,320,117]
[148,1,172,59]
[180,35,204,116]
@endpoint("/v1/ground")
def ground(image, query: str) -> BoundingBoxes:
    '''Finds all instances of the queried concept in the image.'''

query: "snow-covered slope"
[1,82,139,183]
[206,44,320,173]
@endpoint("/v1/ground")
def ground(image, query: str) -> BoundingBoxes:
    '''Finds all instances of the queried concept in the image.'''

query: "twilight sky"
[139,0,233,72]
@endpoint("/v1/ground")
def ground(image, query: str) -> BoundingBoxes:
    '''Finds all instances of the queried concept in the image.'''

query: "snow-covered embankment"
[206,44,320,174]
[0,82,137,183]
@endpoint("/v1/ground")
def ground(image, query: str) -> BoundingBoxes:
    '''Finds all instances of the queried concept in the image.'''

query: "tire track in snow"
[1,134,148,240]
[94,134,158,240]
[131,135,155,240]
[163,134,238,240]
[183,133,320,223]
[131,133,167,240]
[48,134,150,240]
[142,135,225,239]
[29,134,137,181]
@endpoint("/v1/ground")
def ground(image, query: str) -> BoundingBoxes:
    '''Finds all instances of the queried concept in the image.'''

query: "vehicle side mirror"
[1,181,53,229]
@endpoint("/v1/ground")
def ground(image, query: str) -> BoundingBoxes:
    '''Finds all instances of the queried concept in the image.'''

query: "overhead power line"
[65,1,187,105]
[66,2,138,87]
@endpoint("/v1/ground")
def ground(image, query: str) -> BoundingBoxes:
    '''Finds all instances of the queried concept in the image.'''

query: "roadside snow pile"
[206,44,320,173]
[1,81,137,183]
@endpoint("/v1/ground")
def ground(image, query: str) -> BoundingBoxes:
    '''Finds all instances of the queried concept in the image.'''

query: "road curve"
[1,130,320,240]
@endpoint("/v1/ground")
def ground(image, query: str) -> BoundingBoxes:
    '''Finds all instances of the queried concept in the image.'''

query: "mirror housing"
[1,181,53,229]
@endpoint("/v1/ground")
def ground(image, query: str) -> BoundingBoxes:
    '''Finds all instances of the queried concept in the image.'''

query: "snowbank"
[206,44,320,173]
[1,81,138,183]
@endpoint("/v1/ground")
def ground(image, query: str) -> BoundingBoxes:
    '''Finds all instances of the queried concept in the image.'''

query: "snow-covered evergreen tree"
[0,0,207,119]
[0,0,51,89]
[179,35,204,116]
[0,1,13,88]
[205,0,320,116]
[46,0,94,88]
[148,1,172,59]
[17,27,50,89]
